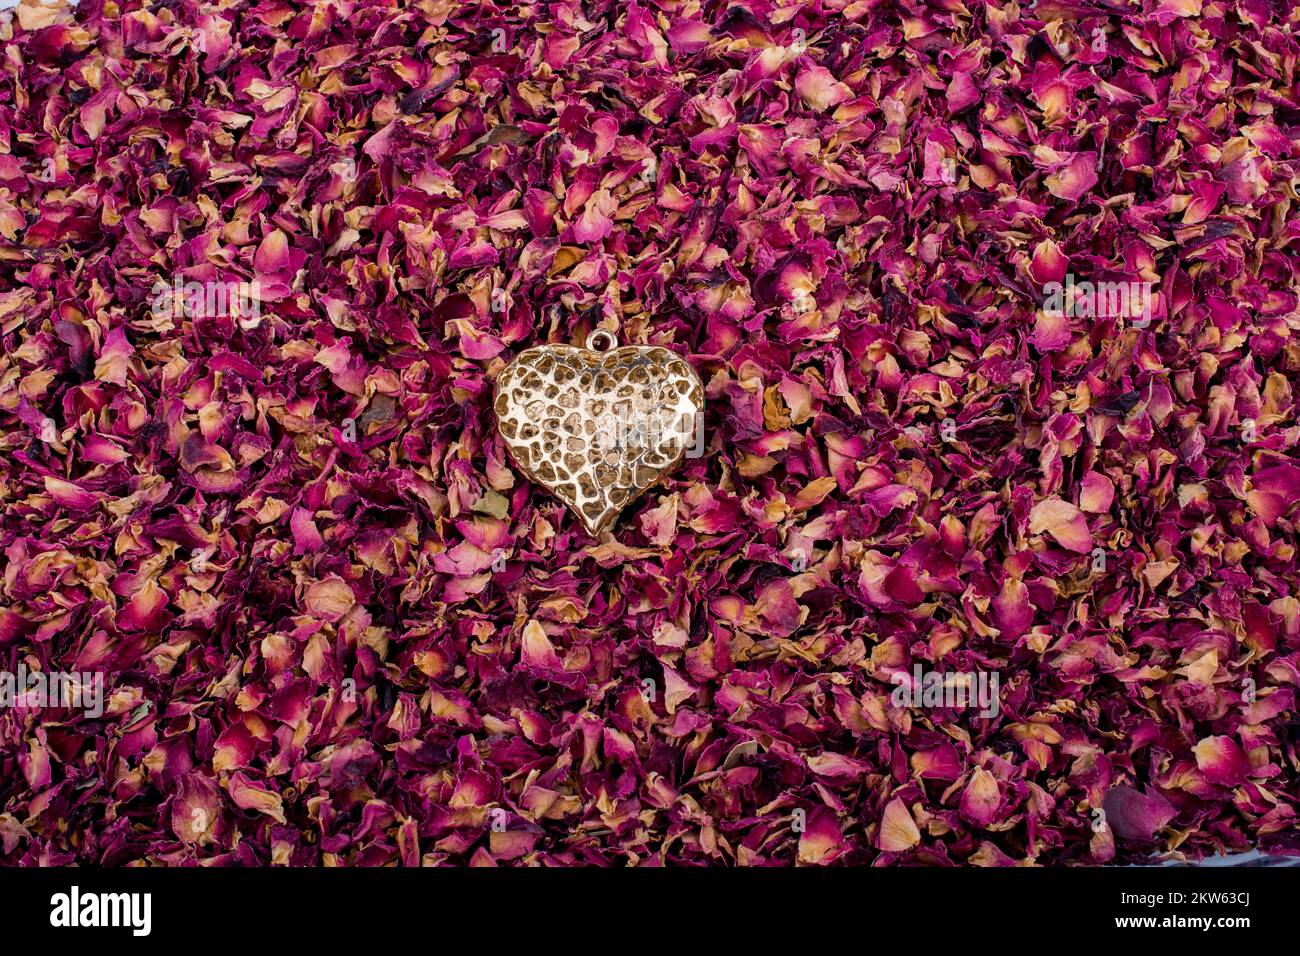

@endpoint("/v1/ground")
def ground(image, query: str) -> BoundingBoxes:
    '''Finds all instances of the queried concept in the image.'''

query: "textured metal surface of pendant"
[493,331,705,536]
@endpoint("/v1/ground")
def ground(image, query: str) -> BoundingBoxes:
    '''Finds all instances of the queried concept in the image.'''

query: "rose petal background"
[0,0,1296,866]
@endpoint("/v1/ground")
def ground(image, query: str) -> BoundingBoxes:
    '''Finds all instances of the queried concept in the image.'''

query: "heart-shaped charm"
[493,331,704,536]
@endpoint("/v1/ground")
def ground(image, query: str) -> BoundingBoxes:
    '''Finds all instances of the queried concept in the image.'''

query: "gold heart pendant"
[493,331,705,536]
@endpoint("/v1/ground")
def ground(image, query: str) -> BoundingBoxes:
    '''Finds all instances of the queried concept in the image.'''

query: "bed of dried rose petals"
[0,0,1297,867]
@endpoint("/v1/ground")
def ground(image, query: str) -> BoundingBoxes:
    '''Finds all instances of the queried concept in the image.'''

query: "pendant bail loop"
[585,329,617,352]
